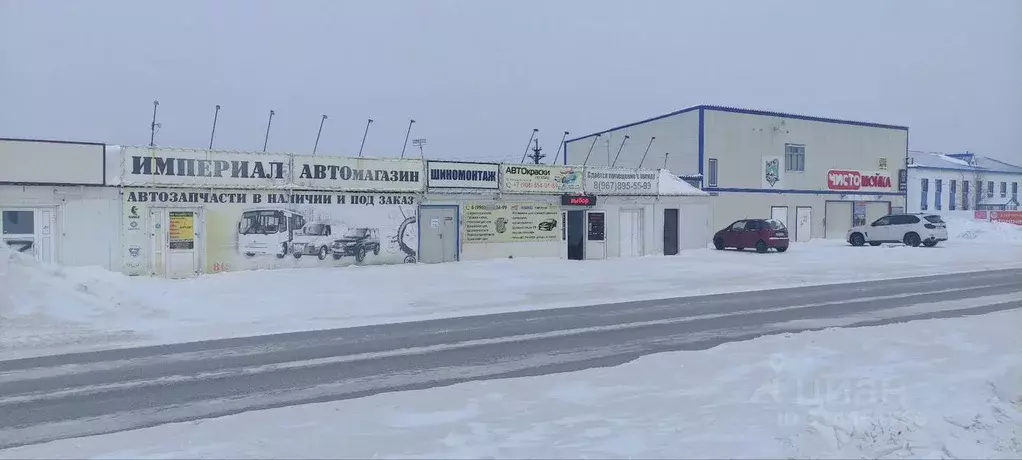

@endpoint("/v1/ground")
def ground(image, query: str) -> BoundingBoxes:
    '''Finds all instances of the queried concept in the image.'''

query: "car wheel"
[756,240,768,253]
[904,232,921,247]
[869,242,882,246]
[317,246,329,260]
[713,237,725,250]
[355,246,367,263]
[775,246,788,253]
[293,252,302,259]
[849,232,865,247]
[923,240,937,247]
[373,244,380,256]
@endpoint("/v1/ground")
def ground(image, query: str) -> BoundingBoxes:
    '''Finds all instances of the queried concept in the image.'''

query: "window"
[745,220,762,231]
[890,214,921,225]
[987,181,994,198]
[1013,182,1018,200]
[784,144,805,172]
[949,180,957,211]
[923,215,945,224]
[1,210,34,235]
[920,179,928,211]
[708,158,718,187]
[730,221,746,231]
[873,216,891,226]
[1000,182,1007,198]
[963,181,970,210]
[935,179,942,210]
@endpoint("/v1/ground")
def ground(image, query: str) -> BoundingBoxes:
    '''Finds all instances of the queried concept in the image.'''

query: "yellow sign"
[463,202,560,243]
[169,211,195,249]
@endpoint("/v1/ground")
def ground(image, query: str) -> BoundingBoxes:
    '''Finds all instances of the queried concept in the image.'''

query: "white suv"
[846,213,949,247]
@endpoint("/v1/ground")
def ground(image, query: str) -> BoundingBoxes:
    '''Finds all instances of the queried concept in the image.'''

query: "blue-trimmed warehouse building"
[563,105,909,242]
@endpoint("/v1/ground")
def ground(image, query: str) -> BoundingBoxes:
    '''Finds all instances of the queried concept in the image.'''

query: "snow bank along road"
[1,268,1020,449]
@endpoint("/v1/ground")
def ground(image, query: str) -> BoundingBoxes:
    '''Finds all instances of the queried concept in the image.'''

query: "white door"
[1,208,56,263]
[770,206,789,230]
[795,207,812,242]
[585,211,607,260]
[618,209,643,257]
[151,208,200,278]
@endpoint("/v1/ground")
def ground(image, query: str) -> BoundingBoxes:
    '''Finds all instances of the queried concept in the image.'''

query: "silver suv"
[846,213,949,247]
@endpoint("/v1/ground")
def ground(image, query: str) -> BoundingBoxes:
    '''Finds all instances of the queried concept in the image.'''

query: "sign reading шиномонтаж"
[123,147,423,191]
[426,161,500,189]
[462,202,560,243]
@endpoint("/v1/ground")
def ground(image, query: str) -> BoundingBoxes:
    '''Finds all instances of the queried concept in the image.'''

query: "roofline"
[565,104,909,144]
[0,136,106,147]
[908,164,1022,175]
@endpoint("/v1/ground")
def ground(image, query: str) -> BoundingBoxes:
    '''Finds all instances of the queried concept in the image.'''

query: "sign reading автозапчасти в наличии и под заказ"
[123,148,423,191]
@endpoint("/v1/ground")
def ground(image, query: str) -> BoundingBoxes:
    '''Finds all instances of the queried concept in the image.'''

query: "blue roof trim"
[697,108,705,185]
[705,187,907,197]
[564,104,909,145]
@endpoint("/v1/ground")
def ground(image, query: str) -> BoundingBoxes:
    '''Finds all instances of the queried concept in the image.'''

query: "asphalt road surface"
[1,268,1020,450]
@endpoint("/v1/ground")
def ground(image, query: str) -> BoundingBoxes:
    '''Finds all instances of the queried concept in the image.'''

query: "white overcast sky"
[1,0,1020,164]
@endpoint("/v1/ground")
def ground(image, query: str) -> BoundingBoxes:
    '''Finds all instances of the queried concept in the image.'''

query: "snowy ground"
[2,215,1021,360]
[4,307,1020,459]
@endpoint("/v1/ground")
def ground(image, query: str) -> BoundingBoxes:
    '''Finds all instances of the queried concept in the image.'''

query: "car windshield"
[239,211,282,235]
[766,219,787,230]
[344,228,367,238]
[301,224,328,236]
[923,215,945,224]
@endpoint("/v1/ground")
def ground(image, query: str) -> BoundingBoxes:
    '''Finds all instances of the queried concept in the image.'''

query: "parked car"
[846,213,948,247]
[291,222,333,260]
[331,227,381,262]
[713,219,789,253]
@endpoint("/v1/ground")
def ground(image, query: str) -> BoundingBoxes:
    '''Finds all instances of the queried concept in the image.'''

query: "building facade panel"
[564,109,699,173]
[701,109,908,192]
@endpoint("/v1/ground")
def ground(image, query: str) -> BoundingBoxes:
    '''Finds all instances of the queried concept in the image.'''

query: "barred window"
[784,144,805,172]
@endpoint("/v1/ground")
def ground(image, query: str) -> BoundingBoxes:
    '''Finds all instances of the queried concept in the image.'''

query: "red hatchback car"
[713,219,789,253]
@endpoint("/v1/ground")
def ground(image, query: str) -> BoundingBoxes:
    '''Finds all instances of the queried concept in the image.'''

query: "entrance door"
[1,208,56,263]
[151,208,200,278]
[566,210,585,260]
[418,206,458,263]
[770,206,789,229]
[794,206,812,242]
[585,211,606,260]
[824,201,853,239]
[618,209,643,257]
[663,208,679,255]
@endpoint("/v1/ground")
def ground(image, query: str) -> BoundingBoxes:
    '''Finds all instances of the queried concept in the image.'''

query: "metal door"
[663,208,679,255]
[824,201,853,239]
[795,207,812,242]
[151,208,201,278]
[566,210,585,260]
[770,206,789,230]
[418,206,459,263]
[585,211,606,260]
[618,209,643,257]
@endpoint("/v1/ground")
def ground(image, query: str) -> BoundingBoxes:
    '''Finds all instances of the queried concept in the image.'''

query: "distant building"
[907,151,1022,212]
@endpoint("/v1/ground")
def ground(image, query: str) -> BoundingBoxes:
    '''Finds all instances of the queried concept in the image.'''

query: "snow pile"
[8,309,1020,459]
[0,246,153,354]
[943,214,1022,243]
[657,169,708,196]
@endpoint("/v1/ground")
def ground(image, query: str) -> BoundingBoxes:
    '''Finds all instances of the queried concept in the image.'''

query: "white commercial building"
[1,139,712,277]
[907,151,1021,213]
[563,105,909,241]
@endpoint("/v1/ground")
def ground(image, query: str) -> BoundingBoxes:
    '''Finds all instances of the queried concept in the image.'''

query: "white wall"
[702,109,908,191]
[0,139,106,186]
[908,168,1022,213]
[564,109,699,174]
[0,185,121,269]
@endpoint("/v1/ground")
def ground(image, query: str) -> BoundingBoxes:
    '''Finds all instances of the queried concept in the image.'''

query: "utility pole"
[313,114,327,155]
[527,138,545,164]
[551,131,569,165]
[149,100,160,147]
[262,109,275,152]
[358,118,373,157]
[400,119,415,159]
[208,104,221,149]
[519,128,539,164]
